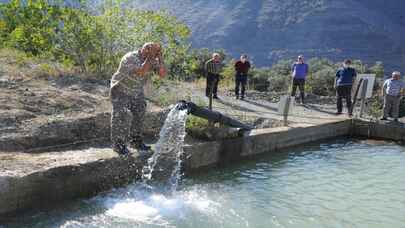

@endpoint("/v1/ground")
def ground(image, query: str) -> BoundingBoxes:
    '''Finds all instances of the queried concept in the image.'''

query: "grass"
[366,96,383,120]
[0,48,76,81]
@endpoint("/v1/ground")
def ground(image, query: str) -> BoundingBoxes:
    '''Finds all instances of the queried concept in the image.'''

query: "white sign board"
[278,96,295,115]
[355,74,375,99]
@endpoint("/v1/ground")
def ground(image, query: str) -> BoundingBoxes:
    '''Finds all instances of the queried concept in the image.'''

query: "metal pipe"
[176,100,254,130]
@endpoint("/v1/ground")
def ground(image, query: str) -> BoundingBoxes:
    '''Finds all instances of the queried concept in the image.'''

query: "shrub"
[185,115,210,139]
[367,96,383,120]
[249,68,271,92]
[306,67,336,96]
[0,0,191,78]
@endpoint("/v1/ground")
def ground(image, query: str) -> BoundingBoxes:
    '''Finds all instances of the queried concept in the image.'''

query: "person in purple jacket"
[291,55,309,104]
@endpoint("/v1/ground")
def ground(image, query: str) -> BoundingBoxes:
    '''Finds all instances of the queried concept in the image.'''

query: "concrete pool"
[3,138,405,227]
[1,119,405,225]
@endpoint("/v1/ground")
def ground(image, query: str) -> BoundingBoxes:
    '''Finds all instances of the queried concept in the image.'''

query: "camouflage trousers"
[110,85,146,146]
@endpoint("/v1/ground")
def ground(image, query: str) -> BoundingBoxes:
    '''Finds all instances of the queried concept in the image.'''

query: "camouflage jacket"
[110,50,147,95]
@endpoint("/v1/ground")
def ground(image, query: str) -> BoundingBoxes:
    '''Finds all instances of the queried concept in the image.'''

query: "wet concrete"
[0,147,146,219]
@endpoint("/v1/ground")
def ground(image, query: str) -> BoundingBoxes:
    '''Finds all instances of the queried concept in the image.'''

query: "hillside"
[130,0,405,71]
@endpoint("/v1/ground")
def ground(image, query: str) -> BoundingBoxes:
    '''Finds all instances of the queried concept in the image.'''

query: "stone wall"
[0,110,169,152]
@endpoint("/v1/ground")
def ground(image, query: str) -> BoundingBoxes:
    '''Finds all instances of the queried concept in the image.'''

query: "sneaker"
[236,95,239,100]
[130,139,151,151]
[213,95,219,99]
[113,143,130,156]
[137,142,151,151]
[138,149,153,159]
[335,112,342,115]
[129,136,151,150]
[380,117,388,121]
[240,96,244,100]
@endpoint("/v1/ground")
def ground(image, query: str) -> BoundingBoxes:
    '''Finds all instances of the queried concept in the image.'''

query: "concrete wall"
[184,120,352,171]
[352,120,405,141]
[0,155,145,219]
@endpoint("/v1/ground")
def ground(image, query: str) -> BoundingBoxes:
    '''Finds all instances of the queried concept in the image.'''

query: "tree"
[0,0,63,55]
[0,0,192,78]
[369,61,384,78]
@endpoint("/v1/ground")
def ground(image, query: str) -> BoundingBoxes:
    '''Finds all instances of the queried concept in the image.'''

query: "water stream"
[142,103,188,192]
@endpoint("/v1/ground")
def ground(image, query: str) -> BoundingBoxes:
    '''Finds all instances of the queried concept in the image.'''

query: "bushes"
[0,0,388,90]
[242,58,386,96]
[249,68,271,91]
[304,58,337,96]
[248,60,291,92]
[306,68,335,96]
[0,0,191,78]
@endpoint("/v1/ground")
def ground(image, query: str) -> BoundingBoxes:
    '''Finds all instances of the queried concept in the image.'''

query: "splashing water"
[142,103,189,191]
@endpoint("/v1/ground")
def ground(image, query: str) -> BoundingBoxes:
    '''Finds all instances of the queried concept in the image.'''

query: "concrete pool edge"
[0,154,147,220]
[1,119,402,219]
[183,119,352,171]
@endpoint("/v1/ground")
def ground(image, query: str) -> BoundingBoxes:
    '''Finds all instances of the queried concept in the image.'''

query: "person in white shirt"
[381,71,405,122]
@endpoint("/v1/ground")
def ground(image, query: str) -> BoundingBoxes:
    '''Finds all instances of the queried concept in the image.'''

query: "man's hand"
[135,58,152,77]
[156,51,166,79]
[158,65,167,79]
[137,42,166,78]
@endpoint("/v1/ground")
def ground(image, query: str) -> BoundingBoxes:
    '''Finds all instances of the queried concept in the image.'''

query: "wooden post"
[208,90,213,111]
[208,80,214,127]
[359,79,368,118]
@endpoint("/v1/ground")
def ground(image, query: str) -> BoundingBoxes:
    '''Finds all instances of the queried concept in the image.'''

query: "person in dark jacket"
[291,55,309,104]
[234,54,251,100]
[335,59,357,116]
[205,53,223,99]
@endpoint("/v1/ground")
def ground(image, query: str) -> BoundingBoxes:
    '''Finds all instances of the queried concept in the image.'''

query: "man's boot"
[112,141,130,156]
[131,137,151,151]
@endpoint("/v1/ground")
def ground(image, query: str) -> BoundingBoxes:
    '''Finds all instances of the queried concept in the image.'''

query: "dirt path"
[186,84,348,126]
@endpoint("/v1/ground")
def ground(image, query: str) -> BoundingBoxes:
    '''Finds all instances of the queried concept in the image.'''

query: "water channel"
[4,138,405,227]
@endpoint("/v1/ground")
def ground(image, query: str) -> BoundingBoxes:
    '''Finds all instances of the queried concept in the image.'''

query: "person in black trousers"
[335,59,357,116]
[204,53,223,99]
[234,54,251,100]
[291,55,309,104]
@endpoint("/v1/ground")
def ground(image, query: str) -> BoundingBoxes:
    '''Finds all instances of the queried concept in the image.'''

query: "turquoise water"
[4,138,405,228]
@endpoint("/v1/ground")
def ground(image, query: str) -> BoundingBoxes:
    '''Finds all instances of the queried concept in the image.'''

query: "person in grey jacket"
[381,71,405,122]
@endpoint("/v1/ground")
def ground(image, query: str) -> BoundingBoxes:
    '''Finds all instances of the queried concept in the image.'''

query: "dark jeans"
[383,95,401,119]
[336,85,352,114]
[291,78,305,102]
[110,85,146,146]
[235,73,247,97]
[206,73,220,97]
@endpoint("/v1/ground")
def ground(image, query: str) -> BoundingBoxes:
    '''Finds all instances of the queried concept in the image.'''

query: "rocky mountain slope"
[130,0,405,71]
